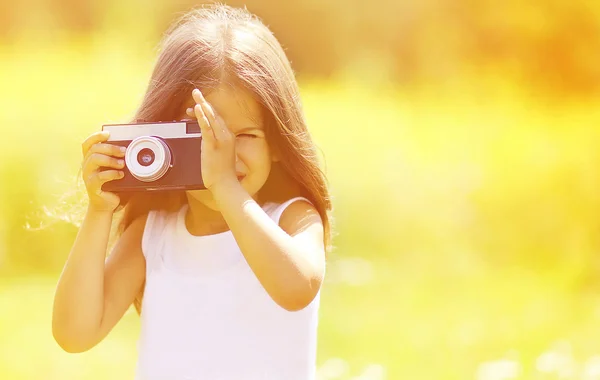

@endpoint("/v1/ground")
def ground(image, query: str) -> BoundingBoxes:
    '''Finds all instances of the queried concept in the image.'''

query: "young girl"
[52,4,332,380]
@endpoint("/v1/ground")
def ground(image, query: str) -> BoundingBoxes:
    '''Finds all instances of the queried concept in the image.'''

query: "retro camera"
[101,120,204,193]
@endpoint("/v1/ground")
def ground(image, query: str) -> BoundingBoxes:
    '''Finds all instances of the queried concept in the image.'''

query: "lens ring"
[124,136,171,182]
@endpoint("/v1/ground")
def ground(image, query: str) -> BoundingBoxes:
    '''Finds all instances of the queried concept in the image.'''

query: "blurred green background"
[2,0,600,379]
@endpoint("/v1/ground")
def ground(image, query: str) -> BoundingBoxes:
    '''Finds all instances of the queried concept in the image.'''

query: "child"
[51,4,332,380]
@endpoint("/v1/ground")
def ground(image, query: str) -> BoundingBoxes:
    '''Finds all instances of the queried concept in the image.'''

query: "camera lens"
[125,136,172,182]
[137,148,155,167]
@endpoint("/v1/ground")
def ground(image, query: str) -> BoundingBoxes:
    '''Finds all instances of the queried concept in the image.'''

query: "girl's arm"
[52,208,146,353]
[190,88,326,312]
[213,180,326,312]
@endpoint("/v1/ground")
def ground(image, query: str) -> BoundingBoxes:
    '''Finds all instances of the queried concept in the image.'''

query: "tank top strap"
[141,208,173,272]
[268,196,313,225]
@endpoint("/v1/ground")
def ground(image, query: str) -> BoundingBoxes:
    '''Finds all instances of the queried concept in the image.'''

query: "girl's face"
[182,83,276,209]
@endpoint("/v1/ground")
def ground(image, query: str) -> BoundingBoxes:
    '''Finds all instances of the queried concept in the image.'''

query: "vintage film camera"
[101,120,204,193]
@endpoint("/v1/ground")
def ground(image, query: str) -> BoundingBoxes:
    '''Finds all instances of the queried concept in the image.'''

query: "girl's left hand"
[187,88,237,192]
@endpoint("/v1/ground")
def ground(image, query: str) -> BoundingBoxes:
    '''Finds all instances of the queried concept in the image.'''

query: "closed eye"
[237,133,258,138]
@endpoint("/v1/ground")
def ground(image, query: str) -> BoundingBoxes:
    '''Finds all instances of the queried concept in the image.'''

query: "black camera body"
[101,120,204,193]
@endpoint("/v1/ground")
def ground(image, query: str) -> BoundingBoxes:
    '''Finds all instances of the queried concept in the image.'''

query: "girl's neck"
[184,195,230,236]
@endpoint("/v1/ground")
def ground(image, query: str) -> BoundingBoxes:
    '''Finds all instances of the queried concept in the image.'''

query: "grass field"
[3,36,600,379]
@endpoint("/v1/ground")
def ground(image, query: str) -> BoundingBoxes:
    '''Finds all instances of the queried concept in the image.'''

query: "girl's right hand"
[81,131,127,213]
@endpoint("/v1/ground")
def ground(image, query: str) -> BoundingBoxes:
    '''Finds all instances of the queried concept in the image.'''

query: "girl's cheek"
[238,142,270,162]
[235,138,259,153]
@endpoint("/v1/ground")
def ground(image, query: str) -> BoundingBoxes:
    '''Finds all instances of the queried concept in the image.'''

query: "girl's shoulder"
[262,196,314,225]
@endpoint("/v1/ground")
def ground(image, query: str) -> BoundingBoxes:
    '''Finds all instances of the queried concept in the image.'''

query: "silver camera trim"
[103,121,200,141]
[125,136,172,182]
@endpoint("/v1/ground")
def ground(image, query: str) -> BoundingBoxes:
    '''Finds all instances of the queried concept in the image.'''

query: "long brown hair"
[119,4,333,312]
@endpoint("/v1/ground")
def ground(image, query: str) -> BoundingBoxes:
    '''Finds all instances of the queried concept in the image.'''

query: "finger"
[195,90,216,122]
[209,113,232,142]
[193,89,231,142]
[199,101,229,142]
[93,170,125,190]
[82,131,110,156]
[96,188,121,207]
[90,171,123,208]
[84,142,126,162]
[193,88,218,125]
[82,153,125,179]
[192,88,205,106]
[192,89,217,142]
[194,103,215,144]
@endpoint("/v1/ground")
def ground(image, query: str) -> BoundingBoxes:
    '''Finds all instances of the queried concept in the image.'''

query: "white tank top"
[134,197,320,380]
